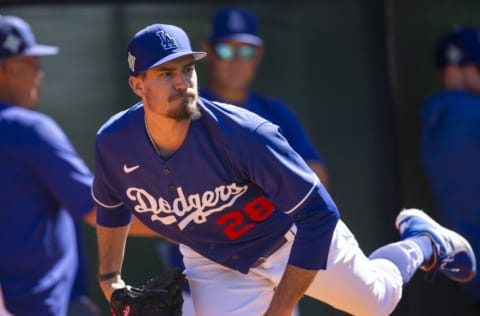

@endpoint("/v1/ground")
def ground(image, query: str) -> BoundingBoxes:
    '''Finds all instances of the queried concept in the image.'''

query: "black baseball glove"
[110,267,185,316]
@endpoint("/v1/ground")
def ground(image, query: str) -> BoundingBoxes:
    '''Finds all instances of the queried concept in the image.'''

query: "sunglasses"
[214,43,257,61]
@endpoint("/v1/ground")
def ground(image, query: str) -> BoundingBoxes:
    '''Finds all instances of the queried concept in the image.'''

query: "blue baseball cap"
[454,26,480,65]
[434,30,464,68]
[435,26,480,69]
[127,24,207,76]
[0,15,58,59]
[207,7,263,46]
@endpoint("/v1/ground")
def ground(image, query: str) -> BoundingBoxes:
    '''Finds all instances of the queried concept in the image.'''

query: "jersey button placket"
[162,168,175,193]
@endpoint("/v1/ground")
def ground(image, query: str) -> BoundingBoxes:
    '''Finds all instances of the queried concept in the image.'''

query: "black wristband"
[98,271,120,282]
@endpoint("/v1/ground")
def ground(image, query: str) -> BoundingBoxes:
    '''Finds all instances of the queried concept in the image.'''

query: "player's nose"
[174,73,189,91]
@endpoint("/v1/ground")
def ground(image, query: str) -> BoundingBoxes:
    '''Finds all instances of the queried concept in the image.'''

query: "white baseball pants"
[181,220,403,316]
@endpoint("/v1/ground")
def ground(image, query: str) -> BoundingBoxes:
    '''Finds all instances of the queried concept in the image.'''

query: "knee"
[364,258,403,316]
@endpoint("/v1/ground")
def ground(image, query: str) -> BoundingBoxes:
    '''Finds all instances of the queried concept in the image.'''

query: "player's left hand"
[109,268,184,316]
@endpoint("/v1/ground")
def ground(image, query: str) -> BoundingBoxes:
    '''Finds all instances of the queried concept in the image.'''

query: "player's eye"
[160,71,174,77]
[183,66,194,74]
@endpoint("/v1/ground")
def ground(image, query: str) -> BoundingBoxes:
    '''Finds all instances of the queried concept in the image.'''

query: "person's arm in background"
[255,96,330,189]
[83,207,97,227]
[0,285,13,316]
[27,117,160,238]
[306,161,329,189]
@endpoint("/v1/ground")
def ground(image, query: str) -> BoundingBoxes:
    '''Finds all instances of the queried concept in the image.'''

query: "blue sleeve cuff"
[96,204,132,227]
[288,187,339,270]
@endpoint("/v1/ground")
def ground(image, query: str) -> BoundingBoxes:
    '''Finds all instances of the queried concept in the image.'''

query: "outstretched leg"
[395,208,476,283]
[370,208,476,285]
[306,209,476,316]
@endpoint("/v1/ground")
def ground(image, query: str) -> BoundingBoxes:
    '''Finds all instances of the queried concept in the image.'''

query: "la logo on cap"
[3,33,20,53]
[156,30,178,50]
[446,44,462,64]
[227,10,247,32]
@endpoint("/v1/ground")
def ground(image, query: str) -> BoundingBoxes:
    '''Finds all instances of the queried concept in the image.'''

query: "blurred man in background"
[200,7,329,186]
[0,15,99,316]
[433,27,465,90]
[420,25,480,314]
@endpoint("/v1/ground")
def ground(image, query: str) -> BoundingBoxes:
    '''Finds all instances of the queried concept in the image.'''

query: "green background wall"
[1,1,479,315]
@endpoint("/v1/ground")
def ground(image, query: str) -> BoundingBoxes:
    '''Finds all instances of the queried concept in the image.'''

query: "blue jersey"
[93,97,338,273]
[200,89,325,165]
[420,90,480,301]
[0,103,94,315]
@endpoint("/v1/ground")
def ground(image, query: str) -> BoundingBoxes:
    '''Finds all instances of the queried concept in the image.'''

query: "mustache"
[169,91,196,102]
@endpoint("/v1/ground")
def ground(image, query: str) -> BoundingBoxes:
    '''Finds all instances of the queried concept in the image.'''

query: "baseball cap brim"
[23,44,59,56]
[212,34,263,46]
[142,51,207,74]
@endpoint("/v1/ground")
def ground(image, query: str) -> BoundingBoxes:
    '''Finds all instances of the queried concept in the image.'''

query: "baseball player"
[421,26,480,313]
[94,23,476,316]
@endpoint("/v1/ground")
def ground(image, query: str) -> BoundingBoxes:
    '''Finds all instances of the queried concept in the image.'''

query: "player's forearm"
[97,224,129,301]
[264,264,317,316]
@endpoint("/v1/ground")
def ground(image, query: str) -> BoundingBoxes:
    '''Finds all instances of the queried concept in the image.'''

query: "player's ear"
[129,76,144,97]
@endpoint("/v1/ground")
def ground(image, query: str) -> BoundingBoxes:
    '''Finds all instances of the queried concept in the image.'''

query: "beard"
[166,93,201,121]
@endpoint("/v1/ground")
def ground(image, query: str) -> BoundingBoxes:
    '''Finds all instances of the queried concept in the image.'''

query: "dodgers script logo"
[126,183,248,230]
[156,30,178,50]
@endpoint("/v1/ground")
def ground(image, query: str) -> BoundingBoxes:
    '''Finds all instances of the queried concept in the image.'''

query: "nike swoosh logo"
[123,164,140,174]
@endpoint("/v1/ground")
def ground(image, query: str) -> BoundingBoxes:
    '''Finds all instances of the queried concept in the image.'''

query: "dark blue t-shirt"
[200,89,325,165]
